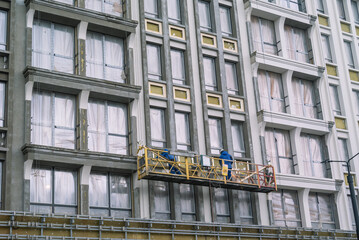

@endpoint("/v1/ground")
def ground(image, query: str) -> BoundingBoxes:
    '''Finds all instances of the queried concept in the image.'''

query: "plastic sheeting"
[32,20,74,73]
[86,32,124,82]
[88,99,128,154]
[154,181,171,219]
[329,85,341,115]
[284,25,309,63]
[231,121,245,158]
[0,83,4,127]
[292,78,317,118]
[219,6,232,36]
[321,35,332,62]
[337,0,346,19]
[198,0,212,31]
[144,0,158,17]
[257,70,285,112]
[180,184,196,221]
[175,112,191,150]
[272,190,301,227]
[214,188,230,223]
[316,0,325,13]
[168,0,181,23]
[150,108,166,148]
[265,128,294,174]
[352,1,359,23]
[251,16,277,55]
[209,118,223,154]
[237,190,253,224]
[171,49,185,85]
[0,10,7,50]
[225,62,239,95]
[85,0,123,17]
[203,57,217,91]
[344,41,355,68]
[147,44,162,80]
[309,192,335,229]
[301,134,326,178]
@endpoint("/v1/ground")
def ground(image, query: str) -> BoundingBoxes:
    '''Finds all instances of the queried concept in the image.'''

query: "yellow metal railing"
[137,146,277,191]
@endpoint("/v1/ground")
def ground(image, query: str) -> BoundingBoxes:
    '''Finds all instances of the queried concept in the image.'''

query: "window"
[284,25,309,63]
[237,190,254,224]
[272,190,301,227]
[85,0,123,16]
[0,10,7,50]
[208,118,223,155]
[171,49,186,85]
[144,0,159,18]
[321,35,333,63]
[198,0,212,32]
[265,128,294,174]
[344,41,355,68]
[147,44,162,81]
[168,0,181,24]
[352,1,359,23]
[88,99,128,154]
[251,16,277,55]
[309,192,336,229]
[292,78,318,119]
[31,90,75,149]
[219,6,232,36]
[86,32,125,82]
[338,138,349,172]
[203,57,217,91]
[225,62,239,95]
[257,70,285,113]
[231,121,245,158]
[150,108,166,148]
[329,85,341,116]
[214,188,230,223]
[32,20,74,73]
[0,82,5,127]
[175,112,191,150]
[180,184,196,221]
[154,181,171,219]
[353,90,359,115]
[316,0,325,13]
[337,0,346,20]
[301,134,327,178]
[280,0,305,12]
[89,173,131,217]
[30,167,77,214]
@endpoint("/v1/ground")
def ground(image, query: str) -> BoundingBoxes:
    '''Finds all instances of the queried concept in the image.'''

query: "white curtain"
[31,91,52,145]
[180,184,195,214]
[329,85,341,114]
[231,122,245,158]
[261,18,277,55]
[144,0,158,16]
[85,0,102,13]
[0,10,7,50]
[150,108,166,147]
[104,35,124,82]
[293,28,308,62]
[214,188,230,217]
[237,190,253,223]
[88,100,106,152]
[86,32,104,79]
[352,0,359,22]
[337,0,346,19]
[175,112,190,150]
[32,20,52,70]
[147,44,161,80]
[0,83,4,127]
[251,16,261,52]
[53,24,74,73]
[283,191,301,227]
[54,170,77,205]
[198,1,211,30]
[30,168,52,203]
[209,118,223,154]
[203,57,217,90]
[257,70,284,112]
[108,102,128,154]
[168,0,181,23]
[110,175,130,209]
[225,62,238,95]
[292,78,317,118]
[301,134,325,178]
[154,181,170,213]
[89,173,109,207]
[275,129,294,174]
[171,49,185,84]
[321,35,332,62]
[272,191,285,226]
[219,6,232,36]
[344,41,354,68]
[54,93,75,149]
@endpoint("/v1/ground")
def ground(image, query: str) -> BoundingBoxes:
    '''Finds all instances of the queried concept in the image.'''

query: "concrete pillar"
[292,127,304,175]
[76,21,88,76]
[275,17,286,58]
[78,90,89,151]
[23,159,33,212]
[282,70,294,114]
[24,81,34,143]
[298,188,311,228]
[79,165,91,215]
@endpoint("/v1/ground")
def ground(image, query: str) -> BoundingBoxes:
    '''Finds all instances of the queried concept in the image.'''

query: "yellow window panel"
[349,70,359,82]
[223,39,237,53]
[174,89,188,100]
[208,95,220,105]
[356,26,359,36]
[340,22,351,33]
[326,64,337,76]
[149,82,166,97]
[229,98,244,111]
[335,117,346,130]
[145,19,162,34]
[201,33,217,47]
[169,26,185,40]
[318,15,329,26]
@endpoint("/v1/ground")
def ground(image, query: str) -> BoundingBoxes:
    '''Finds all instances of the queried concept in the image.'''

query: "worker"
[219,149,233,180]
[161,149,181,175]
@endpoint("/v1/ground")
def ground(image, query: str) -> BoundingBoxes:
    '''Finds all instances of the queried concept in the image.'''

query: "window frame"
[280,0,306,12]
[309,192,336,229]
[272,189,302,227]
[84,0,123,17]
[219,5,233,37]
[144,0,160,18]
[316,0,325,14]
[203,56,218,91]
[208,117,223,155]
[150,108,167,148]
[175,111,191,151]
[344,41,355,69]
[198,0,213,32]
[225,61,239,95]
[147,44,163,81]
[0,10,7,51]
[352,0,359,24]
[301,133,327,178]
[329,84,342,116]
[292,78,318,119]
[214,188,231,223]
[321,34,333,63]
[0,82,5,128]
[231,121,246,158]
[170,48,186,85]
[168,0,182,24]
[251,16,278,55]
[179,184,196,221]
[285,25,309,63]
[153,180,171,220]
[337,0,347,20]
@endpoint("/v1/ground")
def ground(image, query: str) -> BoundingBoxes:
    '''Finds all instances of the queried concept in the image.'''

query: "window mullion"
[105,101,109,152]
[52,168,55,213]
[51,93,55,147]
[273,129,282,173]
[102,36,106,80]
[51,23,55,71]
[307,135,315,177]
[108,173,111,216]
[299,80,306,116]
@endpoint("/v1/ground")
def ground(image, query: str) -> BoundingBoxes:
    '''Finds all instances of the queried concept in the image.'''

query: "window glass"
[219,6,232,36]
[272,190,301,227]
[171,49,186,85]
[257,70,285,112]
[0,10,7,50]
[284,25,309,63]
[203,57,217,91]
[208,118,223,155]
[225,62,239,95]
[237,190,254,224]
[150,108,166,148]
[251,16,277,55]
[0,82,5,127]
[147,44,162,81]
[337,0,346,20]
[292,78,318,118]
[144,0,159,18]
[154,181,171,219]
[301,134,326,178]
[31,90,75,149]
[85,0,123,17]
[30,168,77,214]
[309,192,335,229]
[231,121,245,158]
[32,20,74,73]
[168,0,181,24]
[198,0,212,32]
[86,32,125,82]
[321,35,333,63]
[352,1,359,23]
[265,128,294,174]
[353,90,359,115]
[175,112,191,150]
[88,99,128,154]
[329,85,341,116]
[316,0,325,13]
[180,184,196,221]
[338,138,349,172]
[344,41,355,68]
[214,188,230,223]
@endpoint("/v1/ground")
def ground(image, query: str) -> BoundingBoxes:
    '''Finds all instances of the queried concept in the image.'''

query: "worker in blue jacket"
[219,149,233,180]
[161,149,181,175]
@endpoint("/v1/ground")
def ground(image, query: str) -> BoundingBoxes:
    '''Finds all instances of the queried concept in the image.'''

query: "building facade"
[0,0,358,238]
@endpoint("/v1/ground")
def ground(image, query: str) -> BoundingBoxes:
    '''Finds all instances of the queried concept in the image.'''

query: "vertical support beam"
[25,9,34,67]
[230,189,241,223]
[78,90,89,151]
[292,127,303,175]
[172,183,182,220]
[267,192,274,225]
[77,21,88,77]
[23,159,33,212]
[79,165,91,215]
[298,188,311,228]
[24,81,34,143]
[275,17,286,58]
[195,185,205,222]
[282,70,294,114]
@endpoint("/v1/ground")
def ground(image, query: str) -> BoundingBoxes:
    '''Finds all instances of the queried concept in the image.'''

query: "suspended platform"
[137,146,277,193]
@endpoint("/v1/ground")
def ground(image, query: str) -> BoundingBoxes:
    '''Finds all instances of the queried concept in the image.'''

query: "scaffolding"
[137,146,277,192]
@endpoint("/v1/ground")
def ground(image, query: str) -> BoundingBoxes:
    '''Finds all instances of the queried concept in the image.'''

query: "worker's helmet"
[220,149,224,153]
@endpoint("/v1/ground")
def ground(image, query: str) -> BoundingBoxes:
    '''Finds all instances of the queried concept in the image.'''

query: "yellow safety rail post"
[272,165,277,190]
[256,165,260,189]
[145,147,148,176]
[185,158,189,180]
